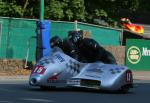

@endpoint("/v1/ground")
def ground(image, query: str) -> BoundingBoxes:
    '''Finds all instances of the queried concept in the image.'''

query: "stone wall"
[0,46,126,71]
[105,46,125,65]
[0,59,25,71]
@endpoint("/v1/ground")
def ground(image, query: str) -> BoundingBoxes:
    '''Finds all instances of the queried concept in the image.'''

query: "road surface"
[0,80,150,103]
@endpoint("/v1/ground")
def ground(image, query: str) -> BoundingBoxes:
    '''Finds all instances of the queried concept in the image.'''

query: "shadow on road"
[27,85,135,95]
[1,82,150,95]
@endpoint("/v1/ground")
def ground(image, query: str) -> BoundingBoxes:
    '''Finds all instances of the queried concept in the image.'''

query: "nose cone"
[29,75,43,86]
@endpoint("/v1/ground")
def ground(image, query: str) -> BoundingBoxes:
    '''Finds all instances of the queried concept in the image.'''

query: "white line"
[0,101,11,103]
[21,98,54,103]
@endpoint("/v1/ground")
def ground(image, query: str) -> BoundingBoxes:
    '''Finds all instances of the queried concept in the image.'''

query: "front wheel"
[40,86,56,90]
[40,86,49,90]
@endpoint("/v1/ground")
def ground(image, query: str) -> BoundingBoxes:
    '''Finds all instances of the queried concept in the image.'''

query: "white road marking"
[0,101,11,103]
[21,98,54,103]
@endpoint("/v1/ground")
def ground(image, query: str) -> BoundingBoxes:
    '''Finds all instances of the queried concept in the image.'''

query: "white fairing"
[29,47,133,91]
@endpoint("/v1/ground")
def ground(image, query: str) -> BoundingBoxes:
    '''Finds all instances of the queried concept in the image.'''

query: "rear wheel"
[40,86,49,90]
[119,84,133,93]
[120,86,130,93]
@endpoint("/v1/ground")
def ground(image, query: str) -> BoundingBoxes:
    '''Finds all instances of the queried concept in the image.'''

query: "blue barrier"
[36,20,51,61]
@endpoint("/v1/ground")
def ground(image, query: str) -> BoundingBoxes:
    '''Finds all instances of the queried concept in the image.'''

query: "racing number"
[126,70,133,83]
[33,66,39,73]
[32,66,46,74]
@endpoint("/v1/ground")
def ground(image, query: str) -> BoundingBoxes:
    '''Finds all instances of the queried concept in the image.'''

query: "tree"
[0,0,143,25]
[138,0,150,11]
[45,0,85,21]
[85,0,140,24]
[19,0,30,17]
[0,0,23,17]
[67,0,85,21]
[45,0,64,20]
[20,0,39,19]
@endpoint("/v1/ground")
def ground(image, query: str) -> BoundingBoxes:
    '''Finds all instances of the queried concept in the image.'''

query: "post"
[40,0,44,21]
[36,0,51,62]
[74,20,78,31]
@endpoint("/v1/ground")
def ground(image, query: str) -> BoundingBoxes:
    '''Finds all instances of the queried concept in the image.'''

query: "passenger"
[68,31,117,64]
[62,38,79,60]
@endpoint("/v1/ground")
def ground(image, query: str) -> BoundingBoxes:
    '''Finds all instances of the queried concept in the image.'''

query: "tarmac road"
[0,80,150,103]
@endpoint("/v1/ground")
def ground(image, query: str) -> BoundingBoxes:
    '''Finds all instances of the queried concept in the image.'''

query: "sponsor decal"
[111,71,116,74]
[109,67,123,74]
[127,46,141,64]
[115,67,122,73]
[54,54,65,62]
[142,47,150,56]
[127,45,150,65]
[38,58,55,65]
[85,74,101,78]
[48,72,62,80]
[66,60,80,74]
[87,67,103,73]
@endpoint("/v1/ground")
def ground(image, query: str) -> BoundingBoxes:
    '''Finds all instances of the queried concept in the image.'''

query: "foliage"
[45,0,85,21]
[0,0,23,17]
[0,0,149,26]
[138,0,150,11]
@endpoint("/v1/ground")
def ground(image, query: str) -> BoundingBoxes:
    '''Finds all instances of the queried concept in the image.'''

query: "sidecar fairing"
[29,47,133,92]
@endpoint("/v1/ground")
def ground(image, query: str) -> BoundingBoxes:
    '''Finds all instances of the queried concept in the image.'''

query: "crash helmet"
[68,30,83,44]
[50,36,63,48]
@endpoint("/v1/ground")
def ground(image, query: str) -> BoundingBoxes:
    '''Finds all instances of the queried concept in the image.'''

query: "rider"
[68,30,117,64]
[50,35,63,49]
[50,35,79,59]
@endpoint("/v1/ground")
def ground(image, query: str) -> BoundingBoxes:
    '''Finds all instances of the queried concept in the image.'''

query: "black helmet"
[50,36,63,48]
[68,30,83,44]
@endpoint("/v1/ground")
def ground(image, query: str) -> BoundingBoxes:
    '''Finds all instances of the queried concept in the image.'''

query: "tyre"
[40,86,56,90]
[119,84,132,93]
